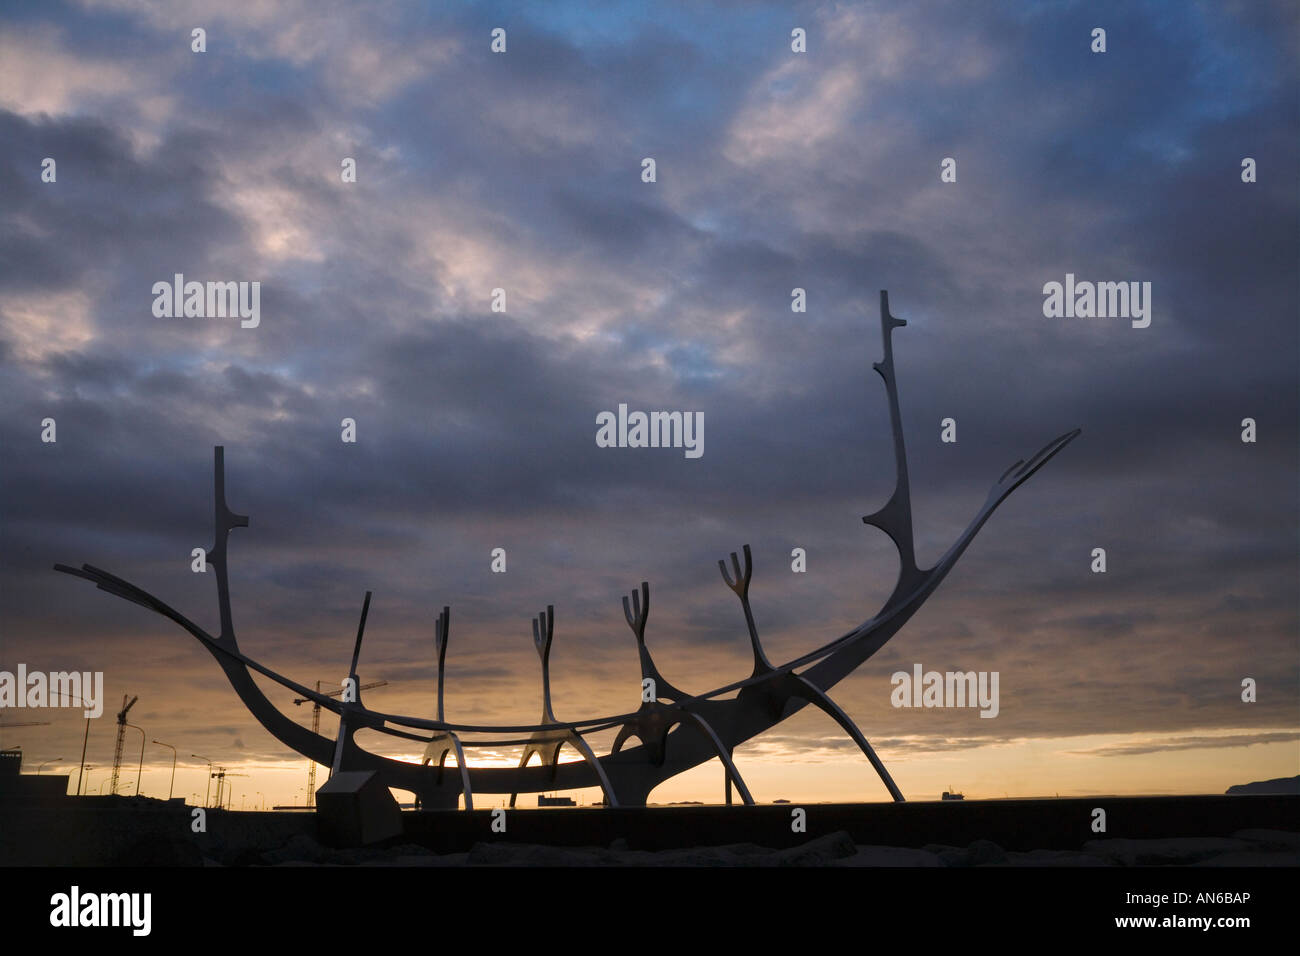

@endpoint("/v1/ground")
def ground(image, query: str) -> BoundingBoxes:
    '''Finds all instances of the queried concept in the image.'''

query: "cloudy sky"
[1,0,1296,810]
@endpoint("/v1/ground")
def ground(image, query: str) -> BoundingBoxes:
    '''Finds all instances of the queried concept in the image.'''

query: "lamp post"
[192,754,213,807]
[153,740,177,800]
[125,723,146,796]
[49,692,92,796]
[37,758,63,775]
[77,712,89,796]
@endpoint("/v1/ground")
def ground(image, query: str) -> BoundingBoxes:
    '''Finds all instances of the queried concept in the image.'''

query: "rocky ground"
[235,827,1300,867]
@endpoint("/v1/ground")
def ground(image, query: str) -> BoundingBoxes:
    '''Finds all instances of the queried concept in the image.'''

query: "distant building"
[0,748,21,780]
[0,749,69,804]
[538,795,576,806]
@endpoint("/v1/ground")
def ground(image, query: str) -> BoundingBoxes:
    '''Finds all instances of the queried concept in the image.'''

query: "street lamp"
[152,740,177,800]
[49,691,92,796]
[78,719,90,794]
[37,758,63,775]
[192,754,213,807]
[125,723,145,796]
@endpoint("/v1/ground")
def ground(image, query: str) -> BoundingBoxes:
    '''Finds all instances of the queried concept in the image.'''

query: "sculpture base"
[315,771,403,847]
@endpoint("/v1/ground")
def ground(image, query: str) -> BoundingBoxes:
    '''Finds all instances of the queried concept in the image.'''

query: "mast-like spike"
[532,606,557,721]
[434,606,450,722]
[862,291,926,610]
[421,604,472,809]
[348,591,372,678]
[718,544,770,675]
[620,581,687,702]
[210,446,250,647]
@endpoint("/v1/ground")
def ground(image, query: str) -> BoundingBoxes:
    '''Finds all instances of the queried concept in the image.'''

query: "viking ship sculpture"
[56,292,1080,809]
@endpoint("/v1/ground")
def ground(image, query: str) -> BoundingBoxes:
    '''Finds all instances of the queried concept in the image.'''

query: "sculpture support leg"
[330,715,351,776]
[423,734,475,810]
[509,746,537,808]
[565,733,620,808]
[682,712,754,806]
[510,732,621,808]
[794,674,904,802]
[449,736,474,810]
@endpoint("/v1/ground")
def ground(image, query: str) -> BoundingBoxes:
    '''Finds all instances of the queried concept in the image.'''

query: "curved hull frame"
[56,292,1080,808]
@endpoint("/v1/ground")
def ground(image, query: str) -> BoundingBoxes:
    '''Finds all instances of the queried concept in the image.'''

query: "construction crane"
[293,678,387,807]
[210,768,249,809]
[109,695,138,796]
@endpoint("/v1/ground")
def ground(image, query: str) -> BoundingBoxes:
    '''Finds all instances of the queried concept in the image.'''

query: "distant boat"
[941,789,964,801]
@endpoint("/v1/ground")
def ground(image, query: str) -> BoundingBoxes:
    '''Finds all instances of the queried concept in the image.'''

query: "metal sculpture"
[507,606,619,808]
[55,292,1080,808]
[417,607,473,808]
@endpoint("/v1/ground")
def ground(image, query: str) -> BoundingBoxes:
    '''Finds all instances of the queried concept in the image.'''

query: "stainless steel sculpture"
[56,292,1080,808]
